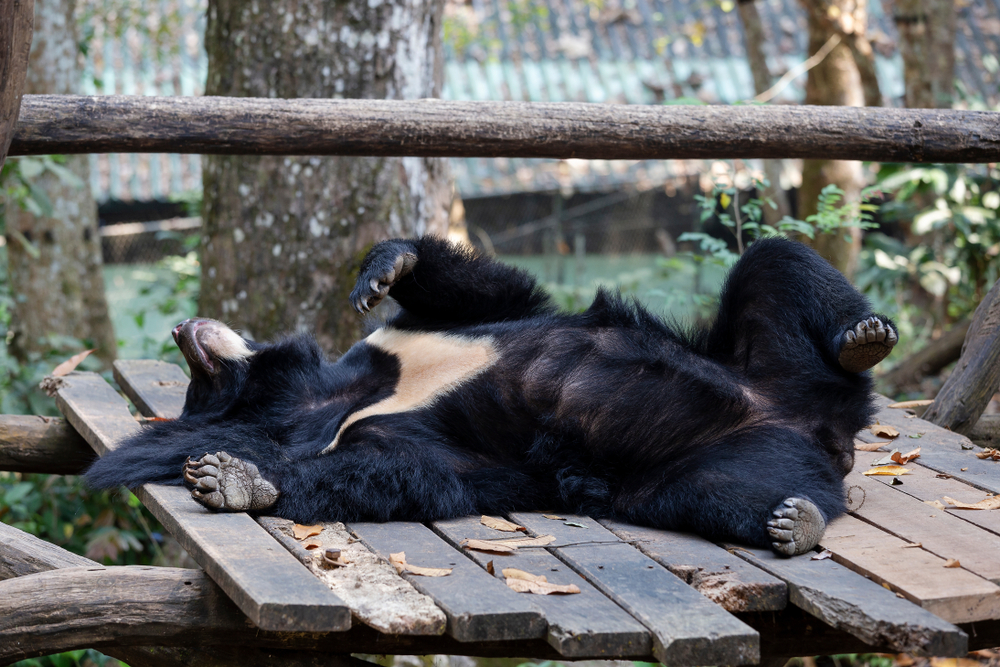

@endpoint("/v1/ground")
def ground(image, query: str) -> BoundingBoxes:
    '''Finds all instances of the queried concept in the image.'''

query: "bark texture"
[736,0,791,224]
[0,0,34,170]
[895,0,955,109]
[877,318,970,393]
[797,0,873,278]
[12,96,1000,163]
[199,0,451,353]
[6,0,116,364]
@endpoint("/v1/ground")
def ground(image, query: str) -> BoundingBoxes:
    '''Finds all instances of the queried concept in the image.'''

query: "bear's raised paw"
[838,316,898,373]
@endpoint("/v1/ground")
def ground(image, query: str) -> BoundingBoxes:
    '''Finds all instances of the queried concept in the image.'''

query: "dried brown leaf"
[872,450,900,466]
[869,424,899,438]
[460,538,516,554]
[891,448,921,465]
[481,515,526,532]
[301,538,323,550]
[888,399,934,409]
[924,500,947,510]
[943,558,961,568]
[942,495,1000,510]
[388,551,452,577]
[854,438,889,452]
[863,465,911,476]
[490,534,556,549]
[811,549,833,560]
[542,514,564,520]
[51,349,96,377]
[502,568,547,583]
[486,560,495,575]
[901,542,923,548]
[292,523,323,540]
[505,578,581,595]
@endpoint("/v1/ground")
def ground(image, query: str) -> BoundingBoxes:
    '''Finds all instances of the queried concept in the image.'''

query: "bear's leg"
[616,428,844,557]
[350,236,552,325]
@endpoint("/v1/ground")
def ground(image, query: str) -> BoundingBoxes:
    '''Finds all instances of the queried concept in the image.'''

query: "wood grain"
[9,95,1000,163]
[432,514,651,658]
[51,371,351,633]
[599,518,787,612]
[512,513,760,667]
[821,514,1000,623]
[0,0,33,170]
[0,520,98,580]
[113,359,188,419]
[0,414,93,474]
[727,543,967,656]
[349,521,546,643]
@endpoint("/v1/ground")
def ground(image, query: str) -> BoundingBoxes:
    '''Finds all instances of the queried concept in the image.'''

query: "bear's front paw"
[767,497,826,557]
[838,316,898,373]
[183,451,278,512]
[350,241,418,314]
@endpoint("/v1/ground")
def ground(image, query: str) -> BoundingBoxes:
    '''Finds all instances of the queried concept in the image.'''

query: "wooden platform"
[10,360,1000,663]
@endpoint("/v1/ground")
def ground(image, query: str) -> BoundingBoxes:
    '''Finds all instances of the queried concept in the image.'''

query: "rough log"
[877,319,971,393]
[0,414,94,474]
[0,0,33,170]
[923,280,1000,434]
[0,521,97,580]
[9,95,1000,163]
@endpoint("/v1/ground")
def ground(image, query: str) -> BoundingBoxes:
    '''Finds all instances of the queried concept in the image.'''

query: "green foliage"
[9,648,124,667]
[0,157,85,259]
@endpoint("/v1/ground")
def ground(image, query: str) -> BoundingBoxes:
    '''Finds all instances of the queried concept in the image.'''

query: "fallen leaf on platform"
[924,500,947,510]
[460,539,516,554]
[888,400,933,409]
[901,543,923,548]
[943,559,961,568]
[863,465,911,476]
[51,349,96,377]
[892,448,921,464]
[292,523,323,540]
[389,552,452,577]
[302,539,323,550]
[970,649,1000,659]
[506,578,581,595]
[502,568,547,583]
[961,444,974,450]
[907,433,924,439]
[930,659,983,667]
[542,514,564,520]
[811,549,833,560]
[486,560,495,575]
[895,654,915,667]
[872,450,900,466]
[869,424,899,438]
[890,477,904,485]
[935,474,952,479]
[942,495,1000,510]
[961,467,968,471]
[493,534,556,548]
[481,515,526,532]
[563,521,588,528]
[854,439,889,452]
[975,448,1000,460]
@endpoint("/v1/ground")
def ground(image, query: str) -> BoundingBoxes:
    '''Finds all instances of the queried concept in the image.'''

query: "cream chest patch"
[322,328,499,453]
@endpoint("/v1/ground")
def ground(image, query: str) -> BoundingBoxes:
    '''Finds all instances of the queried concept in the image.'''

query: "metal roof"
[75,0,1000,203]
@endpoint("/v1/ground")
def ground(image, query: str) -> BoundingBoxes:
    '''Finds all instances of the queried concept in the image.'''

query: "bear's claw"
[350,249,417,314]
[183,451,278,512]
[838,316,898,373]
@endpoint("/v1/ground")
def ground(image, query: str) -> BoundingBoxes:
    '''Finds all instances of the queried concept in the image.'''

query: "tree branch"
[0,414,94,475]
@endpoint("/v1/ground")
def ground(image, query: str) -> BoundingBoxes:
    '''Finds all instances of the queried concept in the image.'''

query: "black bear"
[86,236,897,556]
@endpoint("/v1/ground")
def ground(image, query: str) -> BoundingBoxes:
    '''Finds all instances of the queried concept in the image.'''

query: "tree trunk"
[895,0,955,109]
[199,0,452,354]
[797,0,870,278]
[736,0,792,225]
[6,0,116,364]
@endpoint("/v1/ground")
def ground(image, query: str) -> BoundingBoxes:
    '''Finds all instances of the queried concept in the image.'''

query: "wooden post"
[923,279,1000,435]
[0,0,33,171]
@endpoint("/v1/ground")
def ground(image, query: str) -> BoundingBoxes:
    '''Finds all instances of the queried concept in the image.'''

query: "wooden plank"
[50,371,350,633]
[432,515,651,658]
[599,518,787,612]
[820,513,1000,623]
[0,414,93,474]
[0,0,33,171]
[511,513,759,666]
[0,521,98,580]
[349,521,546,643]
[727,542,967,656]
[113,359,188,419]
[846,468,1000,584]
[869,396,1000,494]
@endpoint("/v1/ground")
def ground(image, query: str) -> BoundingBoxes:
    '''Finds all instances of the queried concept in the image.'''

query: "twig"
[755,34,842,103]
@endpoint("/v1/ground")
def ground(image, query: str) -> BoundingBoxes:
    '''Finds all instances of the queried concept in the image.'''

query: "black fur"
[87,236,891,551]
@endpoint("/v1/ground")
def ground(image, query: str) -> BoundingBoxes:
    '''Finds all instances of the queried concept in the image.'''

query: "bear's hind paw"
[183,451,278,512]
[767,497,826,557]
[838,316,898,373]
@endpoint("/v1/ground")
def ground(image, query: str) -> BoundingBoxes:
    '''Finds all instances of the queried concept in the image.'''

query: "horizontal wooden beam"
[10,95,1000,163]
[0,414,93,475]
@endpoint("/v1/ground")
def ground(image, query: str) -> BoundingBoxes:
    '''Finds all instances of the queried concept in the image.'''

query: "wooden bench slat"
[847,468,1000,584]
[52,371,351,633]
[727,541,967,656]
[821,513,1000,623]
[112,359,188,419]
[598,518,787,612]
[511,512,760,666]
[348,521,547,642]
[432,515,651,658]
[870,397,1000,494]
